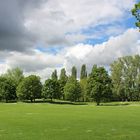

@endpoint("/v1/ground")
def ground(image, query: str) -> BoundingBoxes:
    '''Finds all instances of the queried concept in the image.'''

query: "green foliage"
[87,65,112,105]
[0,77,16,102]
[111,55,140,101]
[59,68,68,99]
[17,75,42,102]
[42,79,61,100]
[132,2,140,29]
[71,66,77,79]
[110,58,125,100]
[51,69,58,81]
[59,68,68,81]
[2,67,24,87]
[80,78,88,101]
[80,64,87,80]
[64,76,81,101]
[80,64,88,101]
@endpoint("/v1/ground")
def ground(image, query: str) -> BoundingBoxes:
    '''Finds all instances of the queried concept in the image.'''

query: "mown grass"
[0,102,140,140]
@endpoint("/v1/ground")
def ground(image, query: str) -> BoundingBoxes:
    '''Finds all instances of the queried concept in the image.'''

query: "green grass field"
[0,102,140,140]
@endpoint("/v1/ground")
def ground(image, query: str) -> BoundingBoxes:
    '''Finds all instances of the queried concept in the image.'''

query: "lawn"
[0,102,140,140]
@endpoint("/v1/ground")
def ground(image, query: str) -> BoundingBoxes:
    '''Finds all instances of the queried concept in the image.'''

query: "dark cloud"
[0,0,46,52]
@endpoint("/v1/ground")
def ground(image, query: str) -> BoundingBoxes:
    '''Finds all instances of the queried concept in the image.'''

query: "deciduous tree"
[2,67,24,87]
[87,65,112,105]
[64,76,81,102]
[17,75,42,102]
[42,79,61,100]
[0,77,16,102]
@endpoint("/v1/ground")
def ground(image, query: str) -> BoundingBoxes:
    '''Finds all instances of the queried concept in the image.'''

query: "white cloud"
[1,50,63,73]
[64,28,140,74]
[24,0,135,46]
[0,28,140,80]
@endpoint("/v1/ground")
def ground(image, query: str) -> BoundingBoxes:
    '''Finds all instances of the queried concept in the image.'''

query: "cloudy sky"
[0,0,140,80]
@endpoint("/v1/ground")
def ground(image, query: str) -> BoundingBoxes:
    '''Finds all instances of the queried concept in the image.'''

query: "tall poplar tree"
[71,66,77,79]
[80,64,87,80]
[80,64,88,101]
[51,69,58,81]
[59,68,68,99]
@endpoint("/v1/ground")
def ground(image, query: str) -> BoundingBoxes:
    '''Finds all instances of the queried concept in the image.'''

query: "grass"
[0,102,140,140]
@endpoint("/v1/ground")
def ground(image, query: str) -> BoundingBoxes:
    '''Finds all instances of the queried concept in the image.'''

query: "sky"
[0,0,140,81]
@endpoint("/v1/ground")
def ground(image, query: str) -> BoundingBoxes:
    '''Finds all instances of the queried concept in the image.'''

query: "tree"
[80,64,88,101]
[80,64,87,80]
[71,66,77,79]
[51,69,58,81]
[64,76,81,102]
[2,67,24,87]
[87,65,112,105]
[132,2,140,29]
[42,79,61,100]
[110,58,125,101]
[134,55,140,100]
[80,78,88,102]
[111,55,140,101]
[59,68,68,99]
[17,75,42,102]
[0,76,16,102]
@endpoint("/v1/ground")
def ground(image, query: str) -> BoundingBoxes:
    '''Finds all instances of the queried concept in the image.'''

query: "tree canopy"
[80,64,87,80]
[64,76,81,102]
[51,69,58,81]
[59,68,68,99]
[0,76,16,102]
[111,55,140,101]
[17,75,42,102]
[87,65,112,105]
[71,66,77,79]
[2,67,24,87]
[132,2,140,29]
[42,79,61,100]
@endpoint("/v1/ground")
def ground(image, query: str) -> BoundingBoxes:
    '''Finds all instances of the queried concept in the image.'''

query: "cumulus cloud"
[0,28,140,80]
[6,50,64,72]
[24,0,135,46]
[64,28,140,74]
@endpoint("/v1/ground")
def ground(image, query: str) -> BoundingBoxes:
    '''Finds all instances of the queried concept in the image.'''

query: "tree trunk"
[97,101,100,106]
[6,99,8,103]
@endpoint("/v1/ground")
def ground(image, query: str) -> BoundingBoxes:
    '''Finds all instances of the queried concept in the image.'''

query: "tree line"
[0,55,140,105]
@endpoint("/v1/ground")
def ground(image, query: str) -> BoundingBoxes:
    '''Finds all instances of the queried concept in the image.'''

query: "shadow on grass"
[23,100,87,105]
[100,102,130,106]
[0,100,17,103]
